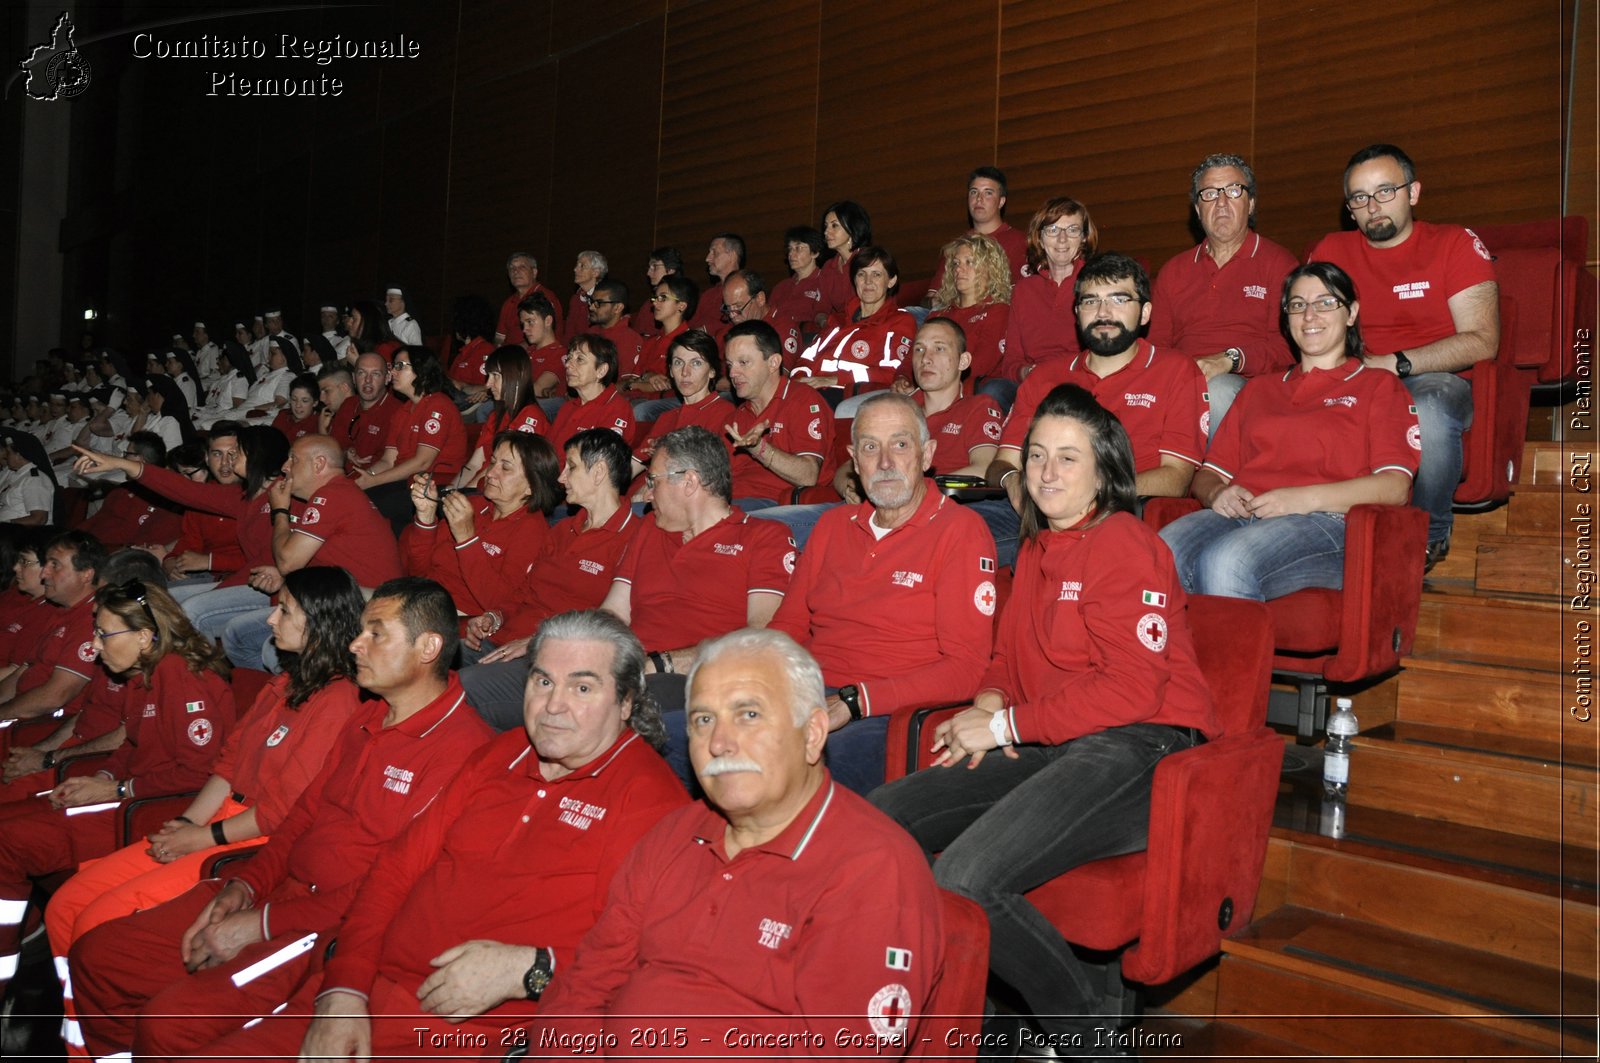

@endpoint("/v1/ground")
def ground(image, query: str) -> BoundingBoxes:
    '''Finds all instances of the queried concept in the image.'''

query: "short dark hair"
[566,428,632,495]
[316,363,353,389]
[489,430,562,516]
[821,201,872,252]
[723,319,783,361]
[658,275,699,316]
[400,344,449,397]
[1017,385,1138,542]
[656,425,733,503]
[451,294,497,340]
[724,269,766,299]
[850,245,901,296]
[370,576,459,680]
[668,328,723,380]
[125,430,167,466]
[208,420,244,446]
[919,315,967,351]
[516,291,557,321]
[46,529,107,578]
[1345,143,1416,185]
[531,610,665,751]
[289,372,318,400]
[783,226,825,257]
[569,334,619,386]
[101,547,167,590]
[1074,252,1151,305]
[593,278,629,311]
[1281,262,1365,361]
[710,233,747,269]
[968,165,1008,198]
[648,246,685,274]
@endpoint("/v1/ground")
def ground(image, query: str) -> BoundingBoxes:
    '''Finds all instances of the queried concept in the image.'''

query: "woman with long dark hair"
[1160,262,1418,599]
[454,346,546,488]
[871,384,1217,1048]
[343,299,399,364]
[818,199,872,315]
[44,567,366,983]
[0,579,234,1001]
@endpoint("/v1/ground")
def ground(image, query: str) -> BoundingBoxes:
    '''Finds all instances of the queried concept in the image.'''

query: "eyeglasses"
[1197,183,1249,202]
[650,293,679,303]
[1042,223,1084,239]
[644,468,689,491]
[16,557,40,568]
[92,627,135,640]
[1075,293,1139,311]
[392,361,412,371]
[588,299,621,308]
[1284,296,1346,315]
[117,579,158,630]
[1345,183,1409,210]
[721,297,752,318]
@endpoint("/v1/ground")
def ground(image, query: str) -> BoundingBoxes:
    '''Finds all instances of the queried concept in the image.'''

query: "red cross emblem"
[1137,611,1168,652]
[974,580,996,616]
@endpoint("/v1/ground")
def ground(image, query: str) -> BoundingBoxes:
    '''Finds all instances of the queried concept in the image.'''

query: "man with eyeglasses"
[1308,143,1499,570]
[344,352,401,475]
[0,530,105,728]
[1149,153,1299,435]
[977,253,1206,565]
[722,270,805,366]
[585,278,645,380]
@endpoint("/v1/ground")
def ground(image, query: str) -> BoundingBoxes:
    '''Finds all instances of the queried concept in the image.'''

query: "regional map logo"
[20,13,92,100]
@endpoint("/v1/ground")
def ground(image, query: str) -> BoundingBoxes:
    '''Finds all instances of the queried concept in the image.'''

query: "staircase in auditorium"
[1137,430,1598,1059]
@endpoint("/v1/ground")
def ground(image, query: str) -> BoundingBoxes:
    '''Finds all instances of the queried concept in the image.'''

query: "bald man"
[223,435,404,669]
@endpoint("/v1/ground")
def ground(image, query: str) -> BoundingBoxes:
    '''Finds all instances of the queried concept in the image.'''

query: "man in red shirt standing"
[1307,143,1500,567]
[167,610,687,1062]
[1148,153,1299,434]
[494,251,563,345]
[71,578,492,1061]
[930,166,1029,289]
[522,628,945,1055]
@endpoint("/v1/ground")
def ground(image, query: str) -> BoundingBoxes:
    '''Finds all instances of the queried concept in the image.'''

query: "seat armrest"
[1143,496,1201,532]
[1325,503,1427,683]
[121,792,201,848]
[884,705,965,783]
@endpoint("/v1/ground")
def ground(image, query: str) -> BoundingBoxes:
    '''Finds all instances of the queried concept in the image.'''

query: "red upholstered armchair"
[885,595,1280,991]
[1144,498,1426,738]
[1473,216,1595,386]
[908,890,990,1060]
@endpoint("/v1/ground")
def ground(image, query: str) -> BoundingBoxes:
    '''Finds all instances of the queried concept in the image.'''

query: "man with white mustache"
[767,392,997,796]
[528,628,946,1054]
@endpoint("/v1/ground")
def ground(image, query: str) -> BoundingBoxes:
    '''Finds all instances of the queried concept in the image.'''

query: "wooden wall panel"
[546,19,665,314]
[443,66,561,309]
[377,101,454,334]
[550,0,667,58]
[1570,0,1598,264]
[997,0,1257,271]
[1254,2,1565,264]
[815,0,998,281]
[655,0,820,284]
[458,0,555,72]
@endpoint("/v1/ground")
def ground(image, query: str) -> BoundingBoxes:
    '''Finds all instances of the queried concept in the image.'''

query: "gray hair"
[656,425,733,503]
[506,251,537,270]
[577,250,608,277]
[851,390,931,447]
[688,628,825,729]
[1189,153,1257,206]
[529,610,665,750]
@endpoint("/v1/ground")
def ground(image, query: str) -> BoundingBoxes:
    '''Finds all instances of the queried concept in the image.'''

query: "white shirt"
[243,365,293,411]
[0,462,54,522]
[389,313,423,346]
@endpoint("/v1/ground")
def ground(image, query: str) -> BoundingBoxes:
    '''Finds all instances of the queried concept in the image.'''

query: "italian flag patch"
[186,700,206,713]
[1141,590,1167,607]
[885,947,912,971]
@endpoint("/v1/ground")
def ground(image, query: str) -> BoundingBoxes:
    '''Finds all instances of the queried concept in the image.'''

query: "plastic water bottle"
[1322,698,1358,798]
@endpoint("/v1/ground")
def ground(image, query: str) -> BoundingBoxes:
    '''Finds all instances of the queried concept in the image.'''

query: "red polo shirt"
[448,337,496,387]
[1149,233,1299,375]
[1203,361,1420,493]
[527,341,566,388]
[930,301,1011,383]
[918,390,1005,474]
[402,502,549,616]
[170,508,244,573]
[497,506,640,642]
[346,393,401,472]
[386,392,468,481]
[292,475,403,588]
[100,653,235,800]
[633,394,737,464]
[729,378,834,503]
[999,340,1207,470]
[549,386,635,450]
[498,282,564,344]
[473,404,550,467]
[613,511,793,652]
[1001,264,1083,379]
[595,323,646,379]
[563,289,593,344]
[17,594,97,693]
[635,323,688,382]
[769,272,829,332]
[229,678,491,942]
[770,485,995,716]
[320,728,686,1003]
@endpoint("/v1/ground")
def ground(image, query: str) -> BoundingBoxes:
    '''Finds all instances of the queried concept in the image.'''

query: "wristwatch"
[1392,351,1413,378]
[836,685,863,721]
[522,948,554,999]
[1224,347,1243,373]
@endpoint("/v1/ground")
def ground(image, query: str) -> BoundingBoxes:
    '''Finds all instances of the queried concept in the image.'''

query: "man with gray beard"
[765,391,997,795]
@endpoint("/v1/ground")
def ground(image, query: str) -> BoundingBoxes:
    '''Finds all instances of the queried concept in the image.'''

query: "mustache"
[699,755,764,777]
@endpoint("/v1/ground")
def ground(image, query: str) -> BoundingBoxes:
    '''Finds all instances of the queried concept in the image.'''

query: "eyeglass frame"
[1344,182,1411,210]
[644,468,690,491]
[1283,296,1347,315]
[1196,183,1250,202]
[1074,292,1141,311]
[1042,223,1085,239]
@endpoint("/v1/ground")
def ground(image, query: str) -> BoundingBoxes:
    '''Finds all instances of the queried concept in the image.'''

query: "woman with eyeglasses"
[0,527,50,669]
[0,578,233,1002]
[454,347,548,489]
[624,275,698,402]
[43,567,366,993]
[871,384,1216,1050]
[1159,263,1419,600]
[404,431,560,619]
[353,345,469,495]
[1002,197,1100,393]
[929,233,1015,402]
[71,425,293,641]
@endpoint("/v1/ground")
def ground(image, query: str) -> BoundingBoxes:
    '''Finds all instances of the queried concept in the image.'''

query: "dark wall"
[11,0,1594,369]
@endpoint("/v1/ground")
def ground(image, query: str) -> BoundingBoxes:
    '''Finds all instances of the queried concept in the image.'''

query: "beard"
[865,470,916,511]
[1360,215,1399,242]
[1077,319,1137,357]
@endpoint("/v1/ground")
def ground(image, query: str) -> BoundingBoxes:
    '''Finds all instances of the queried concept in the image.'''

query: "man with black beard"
[976,252,1207,565]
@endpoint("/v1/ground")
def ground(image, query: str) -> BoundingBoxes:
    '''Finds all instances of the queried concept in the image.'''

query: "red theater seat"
[907,891,990,1059]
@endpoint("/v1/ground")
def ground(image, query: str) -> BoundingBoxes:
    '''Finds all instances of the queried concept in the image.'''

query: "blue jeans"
[221,607,276,671]
[631,396,681,422]
[870,723,1199,1038]
[1205,372,1246,441]
[1160,509,1347,600]
[971,497,1021,570]
[977,377,1017,413]
[459,657,530,732]
[182,585,270,640]
[537,395,566,422]
[660,706,890,798]
[1405,371,1472,545]
[732,497,784,513]
[166,578,219,605]
[748,502,838,551]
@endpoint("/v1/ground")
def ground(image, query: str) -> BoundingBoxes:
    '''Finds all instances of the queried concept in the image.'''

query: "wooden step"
[1429,506,1505,582]
[1414,583,1567,670]
[1219,906,1597,1054]
[1474,533,1568,597]
[1349,722,1596,844]
[1522,440,1595,486]
[1388,655,1564,738]
[1506,483,1563,535]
